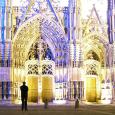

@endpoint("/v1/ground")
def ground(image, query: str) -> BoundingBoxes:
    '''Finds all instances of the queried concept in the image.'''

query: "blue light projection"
[45,47,54,61]
[63,7,70,42]
[0,0,5,67]
[107,0,113,44]
[69,0,77,66]
[0,0,5,44]
[6,82,10,98]
[46,0,58,21]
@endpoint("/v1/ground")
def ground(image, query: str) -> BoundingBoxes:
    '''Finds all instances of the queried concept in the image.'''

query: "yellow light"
[42,76,54,102]
[86,77,96,102]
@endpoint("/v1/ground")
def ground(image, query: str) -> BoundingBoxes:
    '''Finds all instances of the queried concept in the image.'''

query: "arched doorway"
[12,14,67,103]
[82,33,108,102]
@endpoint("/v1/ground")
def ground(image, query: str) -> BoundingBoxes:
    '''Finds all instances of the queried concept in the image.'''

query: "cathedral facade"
[0,0,115,104]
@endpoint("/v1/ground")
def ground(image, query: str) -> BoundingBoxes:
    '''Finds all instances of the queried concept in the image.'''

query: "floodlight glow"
[53,100,66,104]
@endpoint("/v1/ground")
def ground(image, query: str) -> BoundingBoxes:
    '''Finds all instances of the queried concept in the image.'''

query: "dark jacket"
[20,85,28,100]
[75,99,79,108]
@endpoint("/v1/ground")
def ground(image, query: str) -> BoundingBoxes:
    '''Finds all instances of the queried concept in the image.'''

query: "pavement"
[0,101,115,115]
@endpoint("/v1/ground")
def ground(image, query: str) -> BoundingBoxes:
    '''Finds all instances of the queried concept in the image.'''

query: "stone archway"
[12,14,66,67]
[12,14,66,102]
[82,33,108,102]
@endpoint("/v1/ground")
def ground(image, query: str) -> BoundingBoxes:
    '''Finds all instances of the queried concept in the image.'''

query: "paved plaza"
[0,102,115,115]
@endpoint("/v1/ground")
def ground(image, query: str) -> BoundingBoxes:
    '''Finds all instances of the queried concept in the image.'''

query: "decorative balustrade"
[25,59,55,76]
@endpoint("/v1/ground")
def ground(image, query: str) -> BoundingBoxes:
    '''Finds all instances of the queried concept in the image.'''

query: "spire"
[84,5,106,35]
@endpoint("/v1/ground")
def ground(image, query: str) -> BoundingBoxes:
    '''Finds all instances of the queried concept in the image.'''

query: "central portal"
[25,59,55,103]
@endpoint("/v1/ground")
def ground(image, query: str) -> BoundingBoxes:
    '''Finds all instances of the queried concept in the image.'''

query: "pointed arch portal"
[12,14,68,103]
[12,14,67,67]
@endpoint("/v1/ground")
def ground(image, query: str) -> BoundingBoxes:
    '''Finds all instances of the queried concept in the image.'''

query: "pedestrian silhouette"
[75,97,79,110]
[20,82,28,111]
[44,99,48,109]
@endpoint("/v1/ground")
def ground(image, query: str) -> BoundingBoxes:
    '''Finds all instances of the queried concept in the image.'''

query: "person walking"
[20,82,28,111]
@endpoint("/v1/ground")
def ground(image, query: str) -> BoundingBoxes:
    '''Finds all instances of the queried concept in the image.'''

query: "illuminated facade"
[0,0,114,104]
[107,0,115,102]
